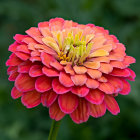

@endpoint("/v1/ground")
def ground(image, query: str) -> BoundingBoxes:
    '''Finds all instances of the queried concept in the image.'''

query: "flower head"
[6,18,136,124]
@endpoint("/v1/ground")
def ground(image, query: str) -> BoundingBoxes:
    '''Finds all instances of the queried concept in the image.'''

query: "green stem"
[48,120,61,140]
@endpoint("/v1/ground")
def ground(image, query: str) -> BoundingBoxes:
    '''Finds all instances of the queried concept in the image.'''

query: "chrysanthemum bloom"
[6,18,136,124]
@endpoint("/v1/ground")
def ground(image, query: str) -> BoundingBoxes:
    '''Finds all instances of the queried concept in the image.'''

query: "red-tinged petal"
[18,61,32,73]
[41,52,55,68]
[110,61,126,69]
[52,78,71,94]
[110,68,130,77]
[49,18,64,31]
[99,63,113,74]
[16,45,30,54]
[85,89,104,104]
[49,101,65,121]
[70,98,89,124]
[99,82,114,94]
[15,52,30,61]
[126,68,136,81]
[98,76,108,82]
[30,56,41,62]
[13,34,28,43]
[86,78,99,89]
[59,72,74,87]
[35,76,52,92]
[107,76,123,93]
[50,61,63,71]
[22,37,37,44]
[119,79,131,95]
[71,86,89,97]
[64,64,75,75]
[38,21,49,28]
[8,71,19,81]
[21,90,41,108]
[7,66,17,75]
[104,95,120,115]
[73,65,87,74]
[71,74,87,86]
[11,87,22,99]
[29,65,43,77]
[58,93,79,114]
[87,69,102,79]
[42,66,59,77]
[89,102,106,118]
[123,56,136,66]
[6,53,23,66]
[8,42,19,52]
[15,73,35,92]
[41,90,58,107]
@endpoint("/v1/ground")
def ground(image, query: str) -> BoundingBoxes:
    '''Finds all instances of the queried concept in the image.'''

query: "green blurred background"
[0,0,140,139]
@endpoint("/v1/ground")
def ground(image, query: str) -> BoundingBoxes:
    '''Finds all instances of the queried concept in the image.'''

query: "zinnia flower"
[6,18,136,124]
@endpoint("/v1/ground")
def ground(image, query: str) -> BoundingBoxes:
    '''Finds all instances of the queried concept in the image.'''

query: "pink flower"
[6,18,136,124]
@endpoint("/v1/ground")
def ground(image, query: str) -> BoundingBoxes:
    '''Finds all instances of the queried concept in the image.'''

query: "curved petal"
[86,78,99,89]
[110,68,130,77]
[29,65,43,77]
[50,61,63,71]
[99,82,114,94]
[99,63,113,74]
[18,61,32,73]
[11,87,22,99]
[64,64,75,75]
[8,71,19,81]
[87,69,102,79]
[73,65,87,74]
[15,52,30,61]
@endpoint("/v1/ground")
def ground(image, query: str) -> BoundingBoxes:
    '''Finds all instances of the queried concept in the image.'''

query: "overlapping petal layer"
[6,18,135,124]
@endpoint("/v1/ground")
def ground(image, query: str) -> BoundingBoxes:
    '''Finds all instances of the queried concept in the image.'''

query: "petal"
[58,93,79,114]
[16,45,30,54]
[73,65,87,74]
[50,61,63,71]
[52,78,71,94]
[6,53,23,66]
[86,78,99,89]
[41,90,58,107]
[83,62,100,69]
[7,66,17,75]
[110,68,130,77]
[29,65,43,77]
[99,82,114,94]
[15,73,35,92]
[59,72,74,87]
[11,87,22,99]
[110,61,126,69]
[41,52,55,68]
[13,34,28,43]
[71,74,87,86]
[21,90,41,108]
[8,71,19,81]
[90,56,110,63]
[22,37,37,44]
[87,69,102,79]
[98,76,108,82]
[104,95,120,115]
[70,98,89,124]
[30,56,41,62]
[71,86,89,97]
[85,89,104,104]
[18,61,32,73]
[99,63,113,74]
[15,52,30,61]
[64,64,75,75]
[89,102,106,118]
[119,79,131,95]
[42,66,59,77]
[49,101,65,121]
[89,49,109,57]
[123,56,136,66]
[35,76,52,92]
[8,42,19,52]
[126,68,136,81]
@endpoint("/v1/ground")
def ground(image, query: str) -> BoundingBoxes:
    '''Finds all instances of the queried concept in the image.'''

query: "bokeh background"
[0,0,140,139]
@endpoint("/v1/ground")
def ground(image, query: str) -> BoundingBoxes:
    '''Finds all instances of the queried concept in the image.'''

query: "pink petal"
[87,69,102,79]
[64,64,75,75]
[13,34,28,43]
[41,90,58,107]
[7,66,17,75]
[70,98,89,124]
[41,52,55,68]
[15,73,35,92]
[99,82,114,94]
[6,53,23,66]
[49,101,65,121]
[18,61,32,73]
[58,93,79,114]
[11,87,22,99]
[110,68,130,77]
[8,42,19,52]
[86,78,99,89]
[71,86,89,97]
[22,37,37,44]
[104,95,120,115]
[42,66,59,77]
[71,74,87,86]
[50,61,63,71]
[52,78,71,94]
[16,45,31,54]
[85,89,104,104]
[119,79,131,95]
[21,90,41,108]
[35,76,52,92]
[126,68,136,81]
[73,65,87,74]
[59,72,74,87]
[15,52,30,61]
[99,63,113,74]
[8,71,19,81]
[123,56,136,66]
[30,56,41,62]
[110,61,126,69]
[29,65,43,77]
[89,102,106,118]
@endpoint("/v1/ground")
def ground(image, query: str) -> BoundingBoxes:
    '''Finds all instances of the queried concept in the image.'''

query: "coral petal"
[16,45,30,54]
[110,68,130,77]
[73,65,87,74]
[11,87,22,99]
[21,90,41,108]
[35,76,52,92]
[99,63,113,74]
[29,65,43,77]
[8,42,19,52]
[9,71,19,81]
[123,56,136,66]
[99,82,114,94]
[64,64,75,75]
[58,93,79,114]
[70,99,89,124]
[87,69,102,79]
[13,34,27,43]
[126,68,136,81]
[50,61,63,71]
[104,95,120,115]
[15,52,30,61]
[18,61,32,73]
[86,78,99,89]
[83,62,100,69]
